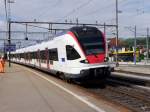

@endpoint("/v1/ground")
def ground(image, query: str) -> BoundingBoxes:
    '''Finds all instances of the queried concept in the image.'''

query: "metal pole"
[104,23,108,58]
[48,23,53,33]
[8,0,11,21]
[48,23,51,39]
[116,0,119,66]
[146,27,149,61]
[3,39,5,55]
[25,23,28,39]
[134,25,137,65]
[8,21,11,67]
[18,41,21,49]
[76,18,79,25]
[51,24,53,33]
[104,23,106,35]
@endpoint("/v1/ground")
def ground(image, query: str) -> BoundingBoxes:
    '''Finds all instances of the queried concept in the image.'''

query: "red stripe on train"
[67,31,86,56]
[68,31,105,64]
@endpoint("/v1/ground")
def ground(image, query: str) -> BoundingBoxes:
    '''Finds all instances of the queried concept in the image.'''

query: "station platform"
[114,65,150,75]
[0,63,129,112]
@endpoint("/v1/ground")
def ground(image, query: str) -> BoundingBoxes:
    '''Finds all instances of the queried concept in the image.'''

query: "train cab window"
[66,45,81,60]
[49,48,58,61]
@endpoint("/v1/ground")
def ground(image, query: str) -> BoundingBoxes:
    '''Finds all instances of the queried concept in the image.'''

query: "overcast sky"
[0,0,150,38]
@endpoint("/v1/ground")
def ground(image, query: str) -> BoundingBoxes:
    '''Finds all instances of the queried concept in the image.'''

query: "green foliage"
[139,54,144,60]
[123,38,134,47]
[123,37,150,47]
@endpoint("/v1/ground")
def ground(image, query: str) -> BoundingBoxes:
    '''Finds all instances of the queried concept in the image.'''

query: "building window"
[66,45,81,60]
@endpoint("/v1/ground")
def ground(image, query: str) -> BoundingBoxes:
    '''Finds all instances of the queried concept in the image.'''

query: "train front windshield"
[72,27,105,55]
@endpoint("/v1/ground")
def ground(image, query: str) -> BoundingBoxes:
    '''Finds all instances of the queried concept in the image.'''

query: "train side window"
[40,50,46,63]
[66,45,81,60]
[17,53,20,59]
[34,52,36,59]
[40,50,45,60]
[30,52,33,59]
[30,52,34,59]
[49,48,58,61]
[31,52,36,59]
[28,52,30,60]
[24,53,27,60]
[21,53,23,59]
[37,51,40,62]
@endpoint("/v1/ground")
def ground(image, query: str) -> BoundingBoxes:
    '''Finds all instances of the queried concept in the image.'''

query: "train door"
[58,41,67,71]
[45,48,49,69]
[24,52,26,64]
[37,49,41,68]
[28,52,31,64]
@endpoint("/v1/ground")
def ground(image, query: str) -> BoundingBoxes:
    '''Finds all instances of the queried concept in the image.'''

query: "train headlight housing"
[104,57,109,62]
[80,59,89,64]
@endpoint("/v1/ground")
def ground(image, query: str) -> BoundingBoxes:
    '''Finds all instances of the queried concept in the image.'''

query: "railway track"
[28,65,150,112]
[40,68,150,112]
[110,72,150,87]
[86,77,150,112]
[16,63,150,112]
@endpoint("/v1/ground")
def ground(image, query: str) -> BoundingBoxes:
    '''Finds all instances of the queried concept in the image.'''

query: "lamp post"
[7,0,15,67]
[8,21,11,67]
[7,0,15,22]
[134,26,137,65]
[115,0,119,66]
[146,28,149,62]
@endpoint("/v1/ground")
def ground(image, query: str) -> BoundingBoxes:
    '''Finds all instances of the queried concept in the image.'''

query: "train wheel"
[59,73,65,80]
[67,78,73,83]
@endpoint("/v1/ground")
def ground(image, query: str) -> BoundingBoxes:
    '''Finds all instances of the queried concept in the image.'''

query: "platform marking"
[25,68,106,112]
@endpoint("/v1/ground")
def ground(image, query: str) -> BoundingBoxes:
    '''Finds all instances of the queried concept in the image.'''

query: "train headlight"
[104,57,109,62]
[80,70,85,74]
[80,70,89,75]
[80,59,89,64]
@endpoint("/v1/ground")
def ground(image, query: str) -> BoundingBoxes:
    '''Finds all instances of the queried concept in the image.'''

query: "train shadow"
[78,79,107,89]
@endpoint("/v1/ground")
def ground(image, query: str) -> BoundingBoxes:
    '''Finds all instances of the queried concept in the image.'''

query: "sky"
[0,0,150,41]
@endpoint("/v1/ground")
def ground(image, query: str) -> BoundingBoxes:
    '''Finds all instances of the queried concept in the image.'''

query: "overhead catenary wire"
[79,0,125,18]
[38,0,62,18]
[56,0,93,22]
[19,23,49,30]
[9,22,68,35]
[119,0,146,18]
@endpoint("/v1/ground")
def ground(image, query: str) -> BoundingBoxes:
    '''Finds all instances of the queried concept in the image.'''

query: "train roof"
[12,26,100,53]
[70,26,98,32]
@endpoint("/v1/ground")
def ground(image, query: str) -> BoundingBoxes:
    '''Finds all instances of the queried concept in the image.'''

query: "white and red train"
[10,26,111,82]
